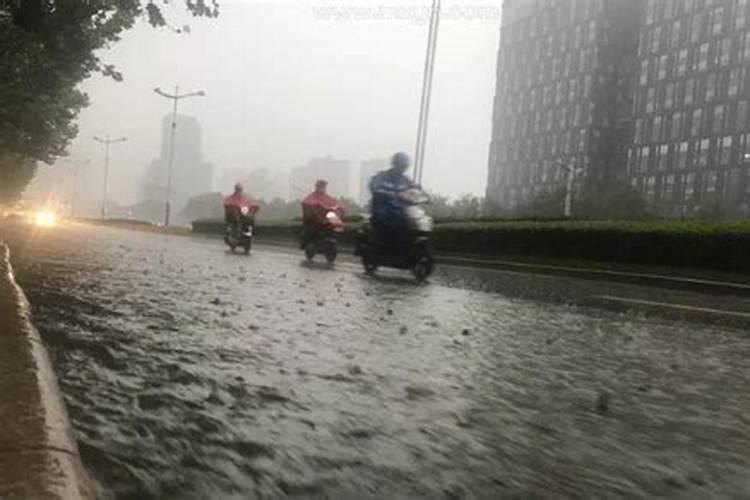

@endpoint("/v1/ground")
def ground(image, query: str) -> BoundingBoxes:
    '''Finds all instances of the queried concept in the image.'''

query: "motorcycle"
[225,205,256,254]
[354,189,435,282]
[302,209,344,264]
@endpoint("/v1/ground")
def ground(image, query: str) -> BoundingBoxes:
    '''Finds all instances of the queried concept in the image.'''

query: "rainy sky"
[50,0,502,204]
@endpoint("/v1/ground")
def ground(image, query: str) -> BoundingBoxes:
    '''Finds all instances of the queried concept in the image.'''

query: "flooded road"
[5,223,750,499]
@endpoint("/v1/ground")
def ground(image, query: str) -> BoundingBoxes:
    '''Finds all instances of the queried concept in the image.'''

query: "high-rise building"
[359,158,389,205]
[629,0,750,217]
[487,0,644,212]
[289,156,352,200]
[488,0,750,218]
[144,114,213,222]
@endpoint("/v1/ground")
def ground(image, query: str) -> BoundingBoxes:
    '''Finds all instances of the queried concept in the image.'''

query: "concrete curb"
[0,243,92,499]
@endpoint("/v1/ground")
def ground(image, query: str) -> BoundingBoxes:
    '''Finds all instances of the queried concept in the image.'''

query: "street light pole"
[414,0,441,185]
[153,86,206,226]
[93,135,127,219]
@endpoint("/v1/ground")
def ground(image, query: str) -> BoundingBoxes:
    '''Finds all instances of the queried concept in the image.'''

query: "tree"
[0,0,220,202]
[577,180,651,220]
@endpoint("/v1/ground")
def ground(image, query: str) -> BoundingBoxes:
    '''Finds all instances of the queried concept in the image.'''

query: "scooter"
[302,209,344,263]
[225,205,256,255]
[354,189,435,282]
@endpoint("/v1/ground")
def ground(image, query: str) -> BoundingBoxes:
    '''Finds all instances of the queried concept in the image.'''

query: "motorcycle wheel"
[305,244,316,261]
[243,237,252,255]
[412,245,434,283]
[325,246,337,264]
[362,253,378,275]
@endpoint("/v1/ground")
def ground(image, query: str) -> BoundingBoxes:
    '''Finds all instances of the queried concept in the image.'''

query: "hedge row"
[192,218,750,274]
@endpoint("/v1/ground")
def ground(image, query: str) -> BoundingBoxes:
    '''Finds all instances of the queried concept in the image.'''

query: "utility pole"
[562,163,584,219]
[153,86,205,226]
[414,0,441,185]
[93,135,127,219]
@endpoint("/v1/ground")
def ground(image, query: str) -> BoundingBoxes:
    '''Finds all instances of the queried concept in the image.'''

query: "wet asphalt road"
[4,222,750,499]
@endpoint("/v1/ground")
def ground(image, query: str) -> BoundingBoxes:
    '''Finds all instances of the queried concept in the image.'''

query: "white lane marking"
[593,295,750,319]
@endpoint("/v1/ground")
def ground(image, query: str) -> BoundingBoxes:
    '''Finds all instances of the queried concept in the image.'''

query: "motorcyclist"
[369,152,418,245]
[300,180,343,248]
[224,182,259,236]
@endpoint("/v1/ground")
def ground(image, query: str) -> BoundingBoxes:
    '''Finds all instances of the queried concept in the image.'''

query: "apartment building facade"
[629,0,750,216]
[488,0,750,216]
[487,0,643,210]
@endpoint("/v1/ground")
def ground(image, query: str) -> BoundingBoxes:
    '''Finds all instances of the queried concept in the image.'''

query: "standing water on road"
[9,225,750,499]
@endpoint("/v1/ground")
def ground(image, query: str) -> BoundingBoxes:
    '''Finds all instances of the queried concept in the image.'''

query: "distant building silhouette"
[289,156,352,200]
[144,114,213,222]
[359,158,389,205]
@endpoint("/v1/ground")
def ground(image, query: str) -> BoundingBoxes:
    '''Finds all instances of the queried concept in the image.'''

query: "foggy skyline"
[38,0,501,205]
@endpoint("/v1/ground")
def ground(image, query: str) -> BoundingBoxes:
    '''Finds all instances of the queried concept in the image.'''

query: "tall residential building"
[488,0,750,218]
[629,0,750,216]
[144,114,213,221]
[487,0,644,211]
[289,156,352,200]
[359,158,389,205]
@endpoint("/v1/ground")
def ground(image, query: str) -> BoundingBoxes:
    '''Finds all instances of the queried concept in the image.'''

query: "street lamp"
[153,86,206,226]
[93,135,127,219]
[413,0,441,185]
[555,159,584,218]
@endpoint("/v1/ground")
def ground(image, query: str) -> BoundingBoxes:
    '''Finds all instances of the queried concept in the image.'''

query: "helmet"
[234,182,243,193]
[391,152,411,172]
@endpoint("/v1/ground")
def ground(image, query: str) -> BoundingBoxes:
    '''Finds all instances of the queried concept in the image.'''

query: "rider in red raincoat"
[224,183,259,234]
[300,180,343,247]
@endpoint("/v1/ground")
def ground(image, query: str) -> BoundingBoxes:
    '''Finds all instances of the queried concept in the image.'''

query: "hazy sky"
[51,0,502,204]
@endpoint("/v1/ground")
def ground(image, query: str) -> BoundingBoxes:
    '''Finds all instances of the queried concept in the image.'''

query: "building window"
[698,139,710,168]
[663,174,676,201]
[645,87,655,113]
[677,49,688,76]
[685,173,696,201]
[672,112,683,140]
[720,37,731,67]
[640,146,651,172]
[684,78,695,106]
[653,115,663,142]
[658,54,668,80]
[712,6,725,36]
[713,104,726,135]
[729,69,741,97]
[691,108,703,137]
[698,43,709,71]
[678,141,689,169]
[705,171,719,196]
[665,82,675,109]
[706,73,717,102]
[738,0,748,30]
[720,136,733,166]
[738,101,749,130]
[658,144,669,171]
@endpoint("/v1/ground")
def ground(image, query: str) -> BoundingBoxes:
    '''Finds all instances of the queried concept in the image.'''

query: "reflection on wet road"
[7,223,750,499]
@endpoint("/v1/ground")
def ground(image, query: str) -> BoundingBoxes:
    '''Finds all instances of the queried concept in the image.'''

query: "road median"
[0,243,92,499]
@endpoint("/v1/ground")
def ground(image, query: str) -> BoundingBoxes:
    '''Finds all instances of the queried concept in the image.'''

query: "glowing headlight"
[34,211,57,228]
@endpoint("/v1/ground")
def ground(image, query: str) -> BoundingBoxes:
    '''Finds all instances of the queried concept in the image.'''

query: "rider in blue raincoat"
[369,152,418,242]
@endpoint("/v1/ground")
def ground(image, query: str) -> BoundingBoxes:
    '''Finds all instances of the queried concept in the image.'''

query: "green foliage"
[192,217,750,274]
[518,187,566,219]
[0,0,220,201]
[182,192,224,220]
[695,196,727,222]
[577,180,651,220]
[0,153,37,203]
